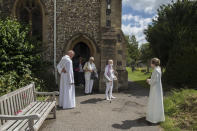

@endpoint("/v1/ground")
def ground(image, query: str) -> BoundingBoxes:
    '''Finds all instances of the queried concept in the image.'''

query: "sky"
[122,0,172,46]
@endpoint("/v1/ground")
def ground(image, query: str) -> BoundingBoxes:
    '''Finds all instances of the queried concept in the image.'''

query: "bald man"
[57,50,76,109]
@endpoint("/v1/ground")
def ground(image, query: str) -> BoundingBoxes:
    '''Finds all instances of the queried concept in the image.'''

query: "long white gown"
[57,55,76,109]
[83,62,96,94]
[146,66,165,123]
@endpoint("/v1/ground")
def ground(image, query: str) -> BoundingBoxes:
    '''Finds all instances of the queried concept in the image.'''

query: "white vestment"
[57,55,76,109]
[83,62,96,94]
[146,66,165,123]
[104,65,115,99]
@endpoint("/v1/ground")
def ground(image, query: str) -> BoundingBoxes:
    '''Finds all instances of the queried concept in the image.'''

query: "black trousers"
[78,72,85,85]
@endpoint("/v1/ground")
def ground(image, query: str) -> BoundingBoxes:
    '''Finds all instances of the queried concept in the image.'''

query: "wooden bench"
[0,83,58,131]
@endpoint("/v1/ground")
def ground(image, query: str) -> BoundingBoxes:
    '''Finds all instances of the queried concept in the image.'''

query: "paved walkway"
[40,82,162,131]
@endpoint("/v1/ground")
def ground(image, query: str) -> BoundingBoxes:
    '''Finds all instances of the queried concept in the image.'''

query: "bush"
[145,0,197,88]
[0,18,45,96]
[0,71,44,96]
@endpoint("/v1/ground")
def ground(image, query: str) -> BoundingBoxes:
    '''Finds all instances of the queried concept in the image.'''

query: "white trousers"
[85,80,94,93]
[105,81,113,99]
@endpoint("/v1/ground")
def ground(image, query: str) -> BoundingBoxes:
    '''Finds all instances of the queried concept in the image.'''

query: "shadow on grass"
[112,117,153,130]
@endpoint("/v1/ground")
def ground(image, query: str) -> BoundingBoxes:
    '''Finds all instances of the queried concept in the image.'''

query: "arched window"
[16,0,43,41]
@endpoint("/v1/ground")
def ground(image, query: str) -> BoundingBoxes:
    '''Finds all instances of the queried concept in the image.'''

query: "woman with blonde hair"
[146,58,165,124]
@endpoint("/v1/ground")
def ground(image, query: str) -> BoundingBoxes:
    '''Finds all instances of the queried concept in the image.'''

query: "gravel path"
[39,82,162,131]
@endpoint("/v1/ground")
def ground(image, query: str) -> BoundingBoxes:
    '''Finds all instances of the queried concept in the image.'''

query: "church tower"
[99,0,128,92]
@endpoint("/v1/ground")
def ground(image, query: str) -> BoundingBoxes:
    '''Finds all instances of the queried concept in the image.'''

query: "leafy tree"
[125,35,140,66]
[140,43,153,72]
[144,0,197,87]
[0,18,44,95]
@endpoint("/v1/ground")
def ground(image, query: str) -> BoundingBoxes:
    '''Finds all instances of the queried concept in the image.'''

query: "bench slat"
[13,102,49,131]
[24,89,28,107]
[6,99,11,115]
[8,102,45,130]
[0,102,5,125]
[10,97,15,115]
[33,101,56,131]
[0,84,34,102]
[12,95,17,115]
[29,87,34,103]
[21,92,25,109]
[23,102,55,131]
[17,93,22,110]
[26,88,31,106]
[0,102,40,130]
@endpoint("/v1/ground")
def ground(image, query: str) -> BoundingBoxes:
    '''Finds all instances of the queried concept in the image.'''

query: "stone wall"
[0,0,128,91]
[54,0,101,62]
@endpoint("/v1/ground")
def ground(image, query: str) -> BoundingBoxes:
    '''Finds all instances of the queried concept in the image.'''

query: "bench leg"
[53,107,56,119]
[28,119,35,131]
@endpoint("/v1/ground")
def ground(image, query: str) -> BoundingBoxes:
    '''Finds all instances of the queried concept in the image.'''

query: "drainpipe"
[54,0,58,85]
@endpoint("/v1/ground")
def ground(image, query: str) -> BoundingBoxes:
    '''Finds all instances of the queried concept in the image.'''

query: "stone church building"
[0,0,128,92]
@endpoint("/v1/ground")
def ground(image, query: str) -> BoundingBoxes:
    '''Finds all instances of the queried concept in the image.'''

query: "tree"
[140,43,153,73]
[0,18,44,95]
[125,35,140,67]
[144,0,197,87]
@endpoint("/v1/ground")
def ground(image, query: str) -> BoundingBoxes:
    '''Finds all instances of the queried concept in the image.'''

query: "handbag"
[91,71,98,80]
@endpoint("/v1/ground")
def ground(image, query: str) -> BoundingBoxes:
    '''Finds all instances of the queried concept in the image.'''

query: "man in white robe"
[57,50,76,109]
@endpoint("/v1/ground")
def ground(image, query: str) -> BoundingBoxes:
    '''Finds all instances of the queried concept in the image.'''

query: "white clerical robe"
[146,66,165,123]
[57,55,76,109]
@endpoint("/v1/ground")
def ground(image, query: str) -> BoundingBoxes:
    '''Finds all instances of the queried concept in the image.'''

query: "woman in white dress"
[104,60,117,100]
[146,58,165,123]
[83,57,97,94]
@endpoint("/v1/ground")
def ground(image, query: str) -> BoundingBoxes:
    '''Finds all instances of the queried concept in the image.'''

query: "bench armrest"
[0,114,41,130]
[0,114,41,120]
[34,91,59,101]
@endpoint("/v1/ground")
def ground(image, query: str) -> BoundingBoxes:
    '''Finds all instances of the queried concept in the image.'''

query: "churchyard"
[0,0,197,131]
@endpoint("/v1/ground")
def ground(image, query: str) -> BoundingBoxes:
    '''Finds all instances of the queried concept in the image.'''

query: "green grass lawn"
[161,89,197,131]
[127,67,197,131]
[127,67,151,88]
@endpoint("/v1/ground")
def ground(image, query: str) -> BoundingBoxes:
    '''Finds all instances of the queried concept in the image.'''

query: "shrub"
[0,18,45,96]
[145,0,197,88]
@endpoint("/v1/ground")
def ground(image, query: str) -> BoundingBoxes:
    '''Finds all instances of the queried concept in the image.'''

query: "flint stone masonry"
[0,0,128,92]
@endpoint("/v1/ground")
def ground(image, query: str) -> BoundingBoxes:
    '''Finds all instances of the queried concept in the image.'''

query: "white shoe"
[111,96,116,99]
[106,97,110,101]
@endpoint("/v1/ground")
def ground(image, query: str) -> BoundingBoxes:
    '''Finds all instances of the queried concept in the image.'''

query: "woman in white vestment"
[83,57,97,94]
[146,58,165,123]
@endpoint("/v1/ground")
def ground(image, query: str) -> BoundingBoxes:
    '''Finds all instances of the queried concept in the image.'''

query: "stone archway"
[65,34,98,86]
[65,34,97,58]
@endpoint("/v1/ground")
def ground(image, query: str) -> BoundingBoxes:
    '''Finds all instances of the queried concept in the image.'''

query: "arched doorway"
[73,42,91,64]
[72,42,91,86]
[65,35,97,87]
[14,0,43,41]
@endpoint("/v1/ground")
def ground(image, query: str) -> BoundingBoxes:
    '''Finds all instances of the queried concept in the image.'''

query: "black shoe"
[146,121,158,126]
